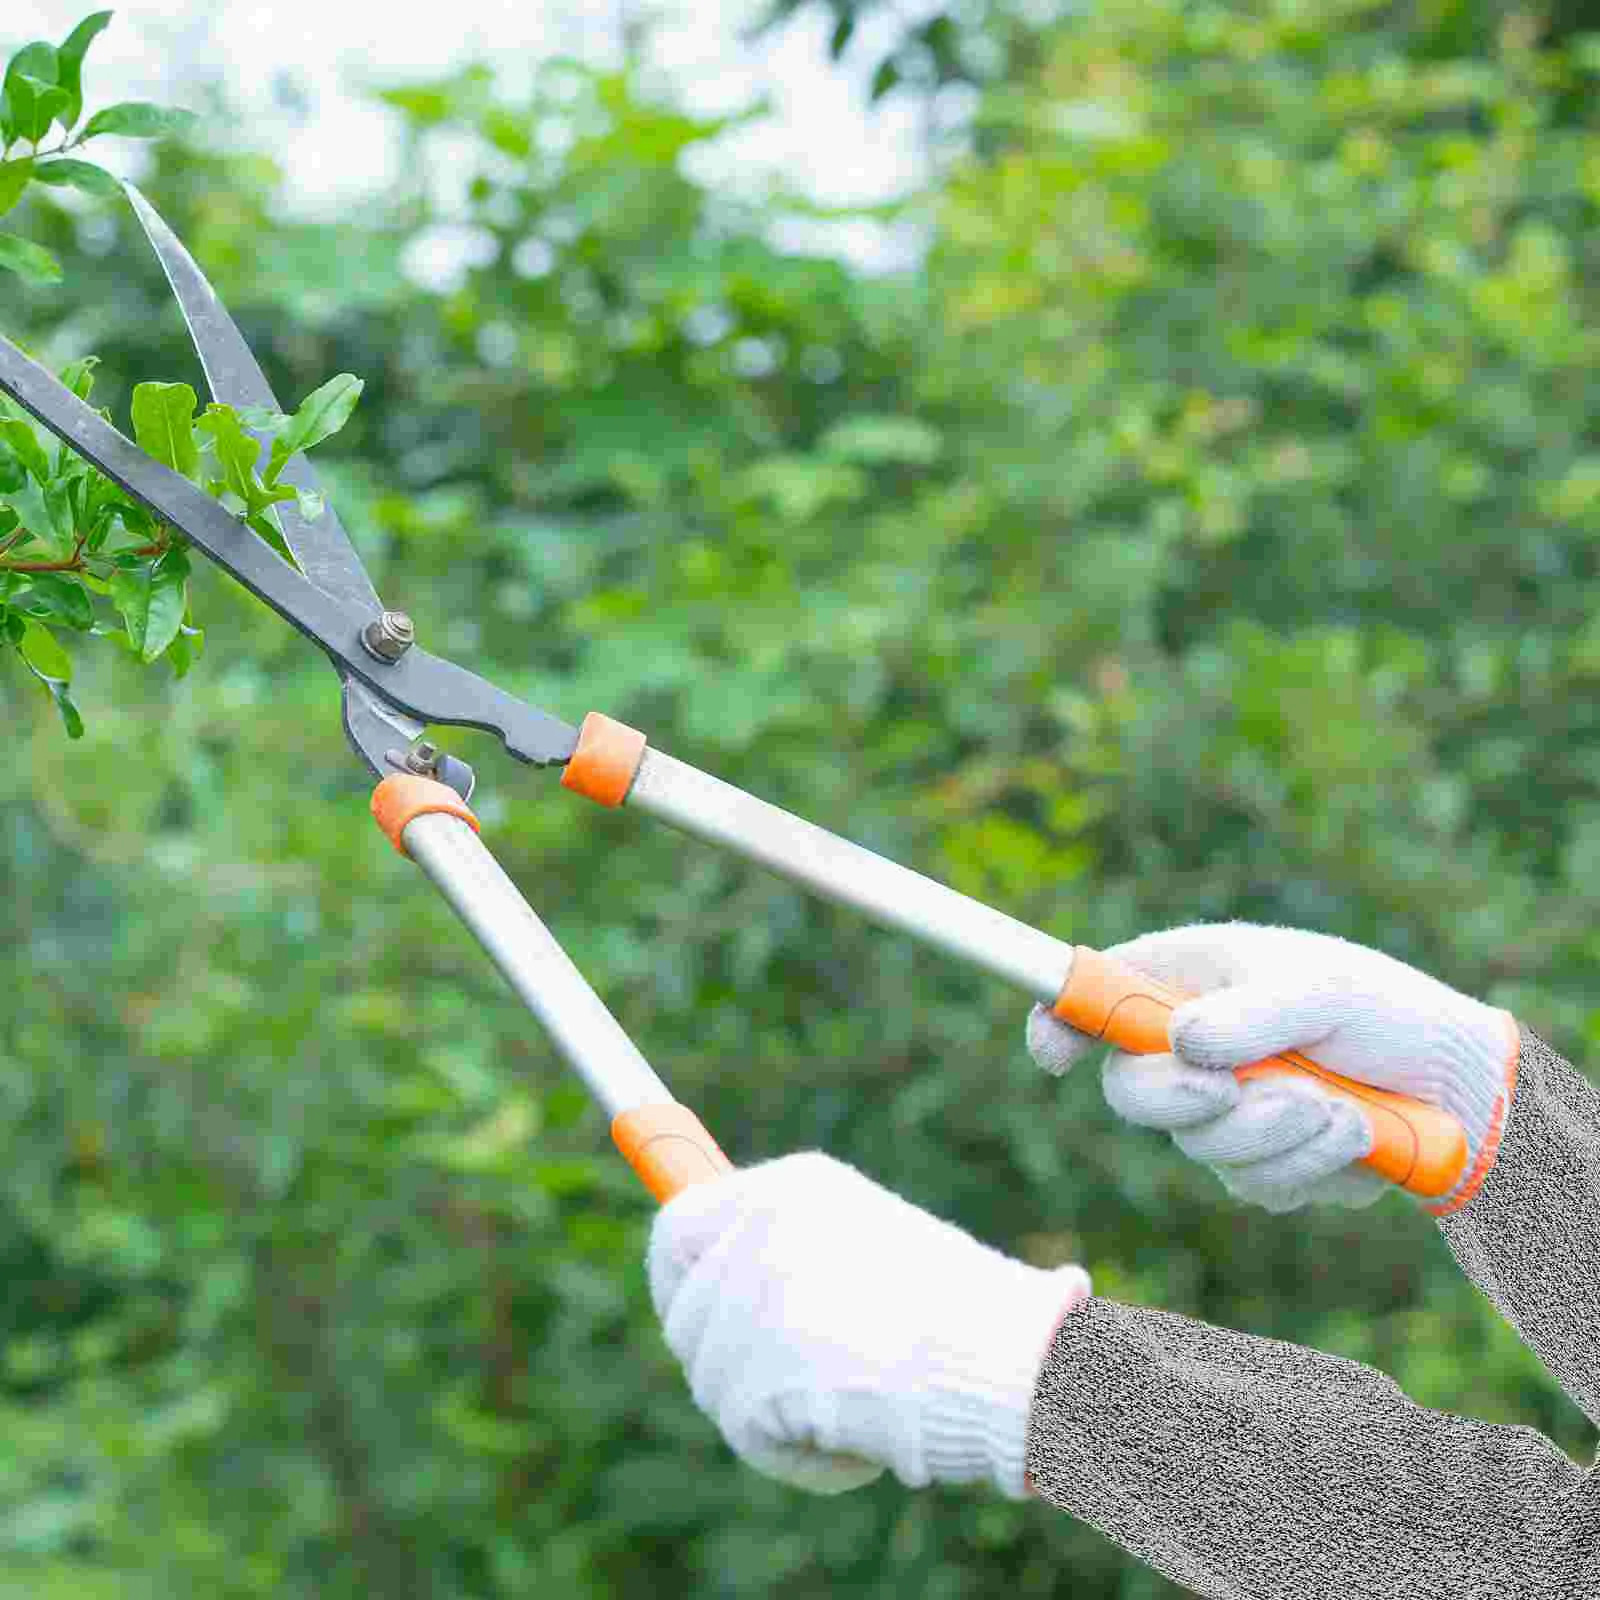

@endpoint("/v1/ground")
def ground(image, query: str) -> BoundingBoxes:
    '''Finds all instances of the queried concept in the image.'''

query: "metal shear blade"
[0,186,577,790]
[121,184,442,790]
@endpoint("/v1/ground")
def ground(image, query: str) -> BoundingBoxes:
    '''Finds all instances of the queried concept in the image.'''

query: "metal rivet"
[361,610,415,662]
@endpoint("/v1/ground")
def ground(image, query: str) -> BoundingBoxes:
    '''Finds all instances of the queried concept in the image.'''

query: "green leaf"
[54,683,83,736]
[106,565,148,648]
[17,572,93,630]
[25,83,71,142]
[166,621,203,679]
[5,45,59,91]
[0,158,33,218]
[40,479,76,553]
[20,661,86,735]
[195,404,262,503]
[108,547,189,662]
[376,85,456,127]
[0,418,49,483]
[142,547,188,661]
[244,510,298,567]
[98,498,155,550]
[57,354,99,400]
[480,107,531,160]
[231,404,290,434]
[3,482,67,558]
[62,465,91,529]
[265,374,363,481]
[31,158,120,198]
[80,101,198,142]
[165,627,192,678]
[18,617,71,679]
[0,231,62,283]
[3,45,61,143]
[79,468,125,536]
[31,665,84,737]
[130,382,200,479]
[56,12,113,131]
[85,502,130,553]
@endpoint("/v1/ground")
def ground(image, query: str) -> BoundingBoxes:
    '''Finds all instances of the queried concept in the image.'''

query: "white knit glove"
[1026,922,1519,1216]
[647,1150,1091,1499]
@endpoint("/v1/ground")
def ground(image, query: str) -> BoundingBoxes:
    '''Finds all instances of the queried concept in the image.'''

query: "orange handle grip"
[612,1102,736,1204]
[1052,946,1470,1201]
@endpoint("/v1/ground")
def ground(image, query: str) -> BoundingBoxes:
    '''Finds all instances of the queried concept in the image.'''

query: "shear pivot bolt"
[405,741,439,775]
[362,610,415,662]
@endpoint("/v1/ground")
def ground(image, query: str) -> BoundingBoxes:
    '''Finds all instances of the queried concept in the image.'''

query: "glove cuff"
[918,1259,1091,1500]
[1426,1007,1521,1215]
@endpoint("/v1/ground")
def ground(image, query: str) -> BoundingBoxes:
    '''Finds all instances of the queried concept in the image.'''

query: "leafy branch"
[0,361,363,738]
[0,13,366,740]
[0,12,199,284]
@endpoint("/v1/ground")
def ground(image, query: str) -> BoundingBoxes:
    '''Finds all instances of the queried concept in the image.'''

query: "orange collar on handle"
[560,711,648,807]
[371,773,481,857]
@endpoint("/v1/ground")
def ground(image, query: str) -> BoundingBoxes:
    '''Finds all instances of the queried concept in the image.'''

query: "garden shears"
[0,185,1472,1208]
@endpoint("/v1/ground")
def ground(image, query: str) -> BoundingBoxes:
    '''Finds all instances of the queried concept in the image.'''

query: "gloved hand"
[1026,922,1519,1216]
[648,1150,1091,1499]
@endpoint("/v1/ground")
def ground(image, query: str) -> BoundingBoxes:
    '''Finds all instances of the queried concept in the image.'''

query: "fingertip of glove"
[1166,995,1245,1073]
[1026,1003,1091,1076]
[1102,1050,1241,1128]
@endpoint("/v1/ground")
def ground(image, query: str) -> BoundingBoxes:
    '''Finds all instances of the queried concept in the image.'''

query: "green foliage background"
[4,1,1600,1594]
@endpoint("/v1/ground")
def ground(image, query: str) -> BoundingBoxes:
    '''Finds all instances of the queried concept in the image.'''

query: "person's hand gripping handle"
[1034,923,1521,1215]
[1052,944,1472,1201]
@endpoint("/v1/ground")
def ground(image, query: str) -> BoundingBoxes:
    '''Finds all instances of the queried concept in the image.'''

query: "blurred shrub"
[3,2,1600,1594]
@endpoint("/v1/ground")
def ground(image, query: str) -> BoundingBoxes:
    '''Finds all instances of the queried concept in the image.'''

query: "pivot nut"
[362,610,415,662]
[405,740,439,775]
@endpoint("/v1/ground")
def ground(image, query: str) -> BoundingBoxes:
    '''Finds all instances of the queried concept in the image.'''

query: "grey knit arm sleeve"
[1023,1024,1600,1598]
